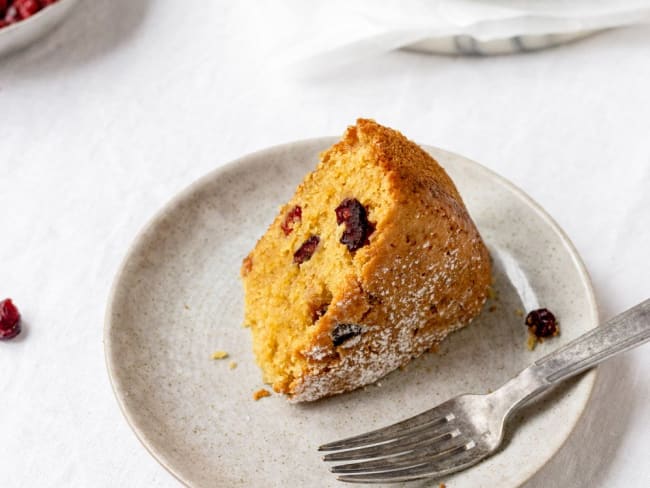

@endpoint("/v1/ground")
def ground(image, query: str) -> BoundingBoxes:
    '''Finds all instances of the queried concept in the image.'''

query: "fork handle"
[530,298,650,385]
[496,298,650,411]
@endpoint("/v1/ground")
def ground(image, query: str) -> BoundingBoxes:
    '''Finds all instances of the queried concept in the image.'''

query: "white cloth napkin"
[245,0,650,71]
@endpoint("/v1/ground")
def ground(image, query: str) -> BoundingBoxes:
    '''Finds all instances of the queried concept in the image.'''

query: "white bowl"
[0,0,78,58]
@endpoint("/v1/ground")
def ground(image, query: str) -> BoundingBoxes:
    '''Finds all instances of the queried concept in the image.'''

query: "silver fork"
[320,298,650,484]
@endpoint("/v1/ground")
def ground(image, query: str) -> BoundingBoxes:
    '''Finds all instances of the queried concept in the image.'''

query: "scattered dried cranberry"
[293,235,320,264]
[331,323,363,347]
[0,298,22,341]
[335,198,375,252]
[526,308,558,338]
[281,205,302,236]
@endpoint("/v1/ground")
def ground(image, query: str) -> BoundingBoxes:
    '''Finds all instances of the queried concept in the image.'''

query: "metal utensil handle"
[532,298,650,385]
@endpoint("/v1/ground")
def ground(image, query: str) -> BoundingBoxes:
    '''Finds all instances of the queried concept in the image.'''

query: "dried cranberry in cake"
[331,323,363,347]
[0,298,22,341]
[293,235,319,264]
[335,198,375,252]
[281,205,302,236]
[526,308,559,338]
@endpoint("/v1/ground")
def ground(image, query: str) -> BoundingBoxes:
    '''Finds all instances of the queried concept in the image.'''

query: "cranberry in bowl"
[0,0,77,57]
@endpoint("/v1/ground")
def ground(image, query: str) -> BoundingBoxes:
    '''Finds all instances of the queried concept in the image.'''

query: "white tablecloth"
[1,1,649,486]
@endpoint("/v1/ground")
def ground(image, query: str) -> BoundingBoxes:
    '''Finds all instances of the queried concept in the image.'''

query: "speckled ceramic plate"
[105,138,598,488]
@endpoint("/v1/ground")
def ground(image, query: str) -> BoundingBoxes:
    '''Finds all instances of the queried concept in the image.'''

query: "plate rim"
[104,137,599,487]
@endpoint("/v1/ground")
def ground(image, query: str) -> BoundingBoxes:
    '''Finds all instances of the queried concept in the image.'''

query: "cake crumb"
[439,483,446,488]
[253,388,272,401]
[241,256,253,276]
[486,286,497,300]
[211,350,229,360]
[184,303,190,310]
[527,334,538,351]
[515,308,524,317]
[228,361,238,370]
[488,305,497,312]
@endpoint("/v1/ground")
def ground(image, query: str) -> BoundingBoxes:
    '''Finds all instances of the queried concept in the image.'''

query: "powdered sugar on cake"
[291,225,487,402]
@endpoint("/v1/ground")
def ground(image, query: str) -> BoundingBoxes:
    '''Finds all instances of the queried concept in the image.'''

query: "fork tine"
[335,441,488,484]
[330,436,467,474]
[323,426,460,462]
[319,401,454,451]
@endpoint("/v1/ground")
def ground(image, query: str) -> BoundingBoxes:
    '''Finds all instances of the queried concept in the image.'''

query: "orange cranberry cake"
[241,119,491,401]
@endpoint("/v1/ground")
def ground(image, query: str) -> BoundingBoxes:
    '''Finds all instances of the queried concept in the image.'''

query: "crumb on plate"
[228,361,237,370]
[211,350,229,360]
[486,287,497,300]
[253,388,272,401]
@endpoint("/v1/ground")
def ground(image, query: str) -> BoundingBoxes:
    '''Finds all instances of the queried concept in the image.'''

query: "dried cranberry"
[15,0,42,19]
[281,205,302,236]
[4,5,20,23]
[526,308,558,338]
[331,323,363,347]
[0,298,22,341]
[293,235,319,264]
[335,198,375,252]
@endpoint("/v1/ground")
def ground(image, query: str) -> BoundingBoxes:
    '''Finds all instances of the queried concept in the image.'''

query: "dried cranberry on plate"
[526,308,559,338]
[0,298,22,340]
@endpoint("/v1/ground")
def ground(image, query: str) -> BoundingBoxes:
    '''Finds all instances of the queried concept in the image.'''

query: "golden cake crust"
[242,119,491,402]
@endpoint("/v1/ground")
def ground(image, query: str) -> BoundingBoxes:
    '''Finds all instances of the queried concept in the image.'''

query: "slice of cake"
[241,119,491,402]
